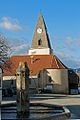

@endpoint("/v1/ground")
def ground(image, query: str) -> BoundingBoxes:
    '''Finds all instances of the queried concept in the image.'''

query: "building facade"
[39,69,69,94]
[3,13,79,94]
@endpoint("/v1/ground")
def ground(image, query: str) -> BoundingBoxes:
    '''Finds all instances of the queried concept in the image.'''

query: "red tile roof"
[3,55,67,76]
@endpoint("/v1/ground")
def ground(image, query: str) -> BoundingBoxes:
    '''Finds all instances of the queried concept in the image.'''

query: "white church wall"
[46,69,69,94]
[28,48,51,55]
[39,69,69,94]
[38,70,49,90]
[3,76,16,80]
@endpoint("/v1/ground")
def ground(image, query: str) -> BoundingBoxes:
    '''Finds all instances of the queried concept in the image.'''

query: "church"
[3,13,79,94]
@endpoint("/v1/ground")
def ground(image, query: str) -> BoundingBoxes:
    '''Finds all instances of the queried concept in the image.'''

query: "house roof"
[3,54,67,76]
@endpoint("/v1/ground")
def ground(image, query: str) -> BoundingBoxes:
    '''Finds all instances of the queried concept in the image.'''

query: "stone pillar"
[0,68,2,102]
[16,62,30,118]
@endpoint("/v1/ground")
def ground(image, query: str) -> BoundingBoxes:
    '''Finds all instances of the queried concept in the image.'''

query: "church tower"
[29,13,52,55]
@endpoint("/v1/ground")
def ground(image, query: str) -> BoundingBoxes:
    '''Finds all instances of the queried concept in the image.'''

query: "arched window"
[38,39,42,46]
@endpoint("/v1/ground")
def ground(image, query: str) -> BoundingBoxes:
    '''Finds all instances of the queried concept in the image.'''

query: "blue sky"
[0,0,80,68]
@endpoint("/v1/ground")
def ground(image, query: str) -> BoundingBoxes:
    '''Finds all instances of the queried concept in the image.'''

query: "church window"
[38,39,42,46]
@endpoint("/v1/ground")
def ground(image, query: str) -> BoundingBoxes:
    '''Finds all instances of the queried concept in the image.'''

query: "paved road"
[0,108,1,120]
[32,94,80,119]
[2,94,80,119]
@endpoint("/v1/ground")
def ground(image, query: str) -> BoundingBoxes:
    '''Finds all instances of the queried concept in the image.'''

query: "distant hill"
[72,68,80,73]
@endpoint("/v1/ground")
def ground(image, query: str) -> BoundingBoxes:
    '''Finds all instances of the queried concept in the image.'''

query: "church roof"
[3,55,67,76]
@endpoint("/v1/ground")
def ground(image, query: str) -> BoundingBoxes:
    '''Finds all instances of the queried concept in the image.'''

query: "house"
[68,69,79,94]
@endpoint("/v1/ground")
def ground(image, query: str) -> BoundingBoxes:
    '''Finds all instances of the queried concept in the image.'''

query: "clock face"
[37,28,42,34]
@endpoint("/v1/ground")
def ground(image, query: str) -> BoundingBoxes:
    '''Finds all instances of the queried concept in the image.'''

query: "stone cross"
[16,62,30,118]
[0,68,2,102]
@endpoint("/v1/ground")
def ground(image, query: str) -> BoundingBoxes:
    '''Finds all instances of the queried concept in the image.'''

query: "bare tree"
[0,33,10,66]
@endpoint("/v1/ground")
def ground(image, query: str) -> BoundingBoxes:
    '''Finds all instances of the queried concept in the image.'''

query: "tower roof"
[31,13,51,49]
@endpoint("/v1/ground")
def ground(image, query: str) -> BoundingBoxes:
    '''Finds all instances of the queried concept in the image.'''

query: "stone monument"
[0,68,2,102]
[16,62,30,118]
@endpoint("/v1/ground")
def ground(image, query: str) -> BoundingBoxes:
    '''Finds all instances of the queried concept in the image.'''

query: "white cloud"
[64,36,80,48]
[12,44,29,51]
[0,17,22,32]
[54,50,80,68]
[10,43,30,55]
[65,36,73,46]
[76,39,80,46]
